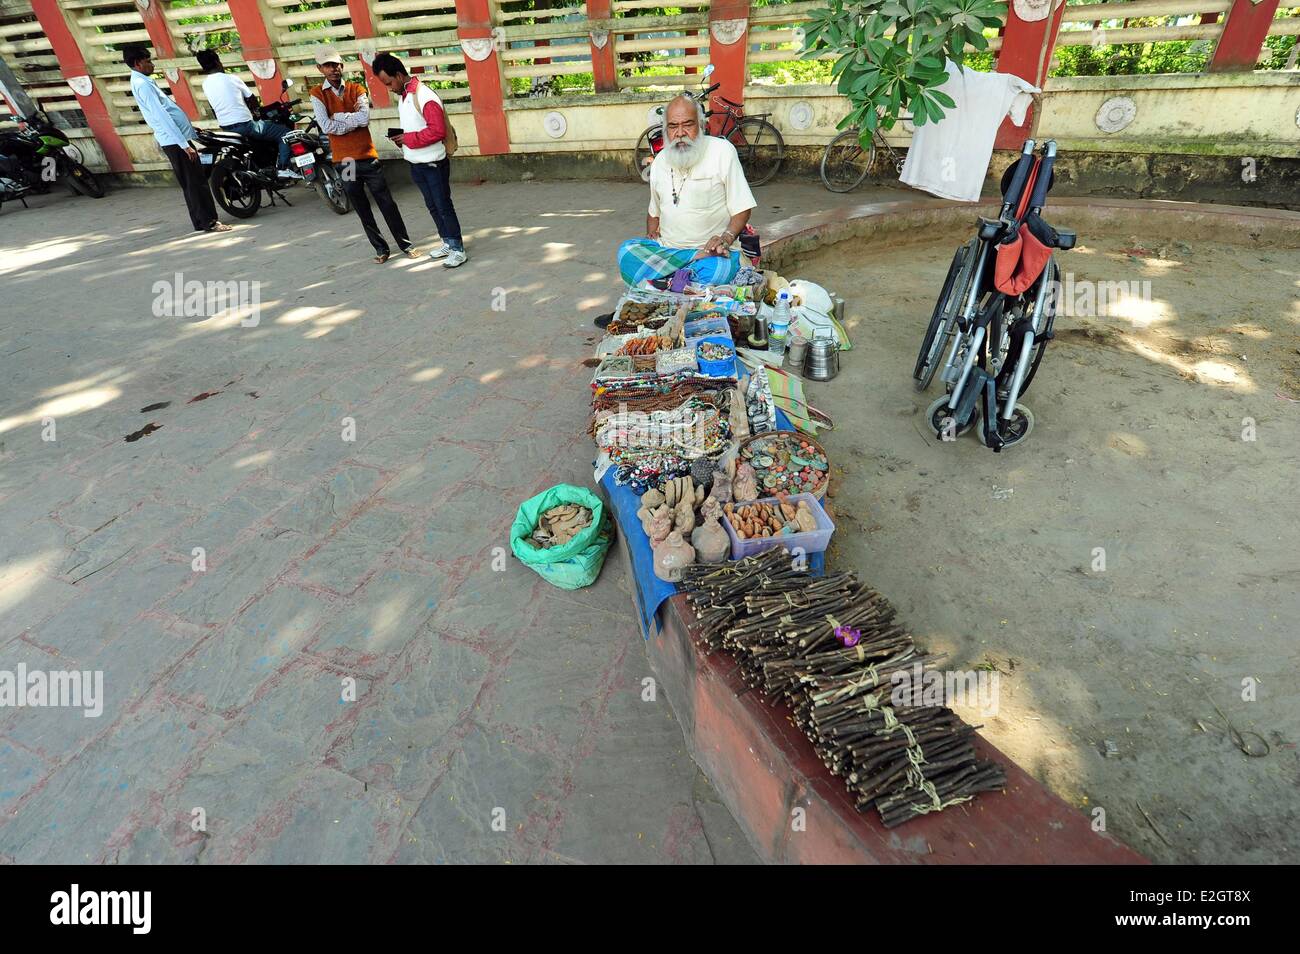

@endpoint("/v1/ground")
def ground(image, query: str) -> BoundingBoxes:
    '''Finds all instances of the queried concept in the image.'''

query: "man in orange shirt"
[310,48,416,264]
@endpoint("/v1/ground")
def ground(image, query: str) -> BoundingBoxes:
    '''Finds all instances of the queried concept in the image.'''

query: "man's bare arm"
[647,215,660,241]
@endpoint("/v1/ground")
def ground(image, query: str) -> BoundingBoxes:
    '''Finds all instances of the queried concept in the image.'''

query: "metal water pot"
[804,335,840,381]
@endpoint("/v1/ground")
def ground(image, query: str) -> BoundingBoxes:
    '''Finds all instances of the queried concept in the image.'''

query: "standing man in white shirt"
[123,45,230,233]
[606,94,756,314]
[370,52,466,268]
[196,50,296,178]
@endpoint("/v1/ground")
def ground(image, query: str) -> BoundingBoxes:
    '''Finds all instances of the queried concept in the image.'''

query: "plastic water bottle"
[768,290,791,356]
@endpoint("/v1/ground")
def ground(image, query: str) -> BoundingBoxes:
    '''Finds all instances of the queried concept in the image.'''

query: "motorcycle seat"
[202,129,245,143]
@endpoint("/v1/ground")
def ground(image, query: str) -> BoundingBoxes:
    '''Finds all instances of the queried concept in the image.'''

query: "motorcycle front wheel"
[210,159,261,218]
[64,160,105,198]
[316,162,351,215]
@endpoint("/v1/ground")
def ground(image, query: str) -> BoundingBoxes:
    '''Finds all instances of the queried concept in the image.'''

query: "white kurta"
[648,135,756,249]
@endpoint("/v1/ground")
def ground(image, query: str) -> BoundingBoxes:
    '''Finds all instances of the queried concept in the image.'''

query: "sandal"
[404,247,421,259]
[374,251,390,264]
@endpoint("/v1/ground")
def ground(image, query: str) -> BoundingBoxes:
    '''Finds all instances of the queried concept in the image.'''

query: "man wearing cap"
[123,45,231,234]
[310,48,416,264]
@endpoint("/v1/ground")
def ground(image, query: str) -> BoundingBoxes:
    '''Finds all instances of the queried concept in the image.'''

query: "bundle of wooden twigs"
[679,550,1006,827]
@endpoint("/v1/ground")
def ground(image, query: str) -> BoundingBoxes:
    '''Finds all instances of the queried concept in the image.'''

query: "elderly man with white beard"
[597,94,757,326]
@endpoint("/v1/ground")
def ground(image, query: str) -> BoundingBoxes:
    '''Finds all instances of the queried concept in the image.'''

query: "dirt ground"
[794,227,1300,863]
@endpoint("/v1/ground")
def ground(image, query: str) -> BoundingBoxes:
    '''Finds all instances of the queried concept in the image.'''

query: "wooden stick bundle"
[679,549,1006,828]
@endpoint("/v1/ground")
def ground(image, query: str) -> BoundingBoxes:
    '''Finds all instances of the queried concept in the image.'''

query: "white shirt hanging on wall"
[899,61,1039,202]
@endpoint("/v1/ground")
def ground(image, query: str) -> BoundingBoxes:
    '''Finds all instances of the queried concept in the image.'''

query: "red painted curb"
[648,592,1147,864]
[762,196,1300,270]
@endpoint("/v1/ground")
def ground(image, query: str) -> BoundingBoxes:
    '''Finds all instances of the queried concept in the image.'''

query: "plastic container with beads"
[695,336,735,377]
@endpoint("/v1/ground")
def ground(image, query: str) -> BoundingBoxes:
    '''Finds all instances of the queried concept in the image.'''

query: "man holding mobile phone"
[371,52,467,268]
[309,47,416,264]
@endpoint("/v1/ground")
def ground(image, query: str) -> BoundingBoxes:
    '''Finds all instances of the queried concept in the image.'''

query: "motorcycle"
[194,79,349,219]
[0,108,105,213]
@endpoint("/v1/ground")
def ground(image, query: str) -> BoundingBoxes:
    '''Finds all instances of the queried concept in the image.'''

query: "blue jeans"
[409,158,463,250]
[225,119,291,169]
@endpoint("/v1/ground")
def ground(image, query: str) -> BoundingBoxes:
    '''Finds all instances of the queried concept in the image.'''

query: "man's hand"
[389,132,406,147]
[185,147,199,162]
[701,233,733,257]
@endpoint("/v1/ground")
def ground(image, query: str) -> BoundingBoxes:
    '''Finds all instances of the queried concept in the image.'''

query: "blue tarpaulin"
[600,408,824,639]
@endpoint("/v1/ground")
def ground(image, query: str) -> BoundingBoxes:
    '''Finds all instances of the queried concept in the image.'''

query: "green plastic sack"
[510,484,612,590]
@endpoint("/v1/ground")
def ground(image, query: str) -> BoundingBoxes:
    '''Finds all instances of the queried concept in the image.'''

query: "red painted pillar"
[135,0,200,119]
[1208,0,1280,71]
[455,0,510,155]
[707,0,750,136]
[586,0,617,93]
[993,0,1067,149]
[28,0,134,172]
[225,0,283,104]
[344,0,390,107]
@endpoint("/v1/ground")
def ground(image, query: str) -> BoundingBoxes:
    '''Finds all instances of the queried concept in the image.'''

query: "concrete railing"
[0,0,1297,176]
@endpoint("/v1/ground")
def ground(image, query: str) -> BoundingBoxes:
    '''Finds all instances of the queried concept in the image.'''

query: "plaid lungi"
[617,238,741,287]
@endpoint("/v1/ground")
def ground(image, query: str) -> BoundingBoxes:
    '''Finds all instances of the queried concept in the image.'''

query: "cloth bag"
[511,484,612,590]
[786,279,853,351]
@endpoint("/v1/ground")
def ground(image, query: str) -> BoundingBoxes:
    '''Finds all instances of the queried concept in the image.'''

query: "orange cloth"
[310,81,377,163]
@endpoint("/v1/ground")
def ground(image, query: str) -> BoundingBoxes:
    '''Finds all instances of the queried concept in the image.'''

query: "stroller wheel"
[978,403,1035,449]
[927,395,974,441]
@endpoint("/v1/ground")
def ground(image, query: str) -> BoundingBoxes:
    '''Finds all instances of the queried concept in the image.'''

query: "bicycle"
[632,65,785,186]
[913,139,1076,452]
[819,125,904,193]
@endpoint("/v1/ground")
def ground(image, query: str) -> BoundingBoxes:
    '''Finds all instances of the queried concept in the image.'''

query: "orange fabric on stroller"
[994,157,1053,295]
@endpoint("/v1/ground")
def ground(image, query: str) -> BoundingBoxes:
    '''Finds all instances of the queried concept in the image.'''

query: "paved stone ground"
[0,172,878,863]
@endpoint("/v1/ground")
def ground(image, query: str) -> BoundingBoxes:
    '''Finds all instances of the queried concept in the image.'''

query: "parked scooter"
[0,108,105,213]
[194,79,348,218]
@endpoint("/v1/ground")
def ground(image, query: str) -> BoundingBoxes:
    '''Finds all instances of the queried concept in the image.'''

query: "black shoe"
[593,312,614,329]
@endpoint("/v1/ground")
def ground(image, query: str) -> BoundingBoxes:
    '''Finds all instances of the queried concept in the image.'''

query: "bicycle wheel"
[633,127,656,183]
[913,239,976,390]
[728,117,783,186]
[820,128,873,193]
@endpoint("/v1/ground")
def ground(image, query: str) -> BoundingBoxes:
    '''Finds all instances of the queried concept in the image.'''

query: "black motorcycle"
[0,108,105,213]
[195,80,348,219]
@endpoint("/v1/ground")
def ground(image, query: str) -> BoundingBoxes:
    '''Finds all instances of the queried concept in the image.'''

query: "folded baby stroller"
[912,139,1077,451]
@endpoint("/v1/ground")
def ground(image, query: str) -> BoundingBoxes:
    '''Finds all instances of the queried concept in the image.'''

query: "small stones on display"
[741,433,829,497]
[608,299,672,335]
[697,341,733,362]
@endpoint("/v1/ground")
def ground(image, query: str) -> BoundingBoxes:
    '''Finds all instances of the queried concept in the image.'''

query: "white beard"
[663,131,706,172]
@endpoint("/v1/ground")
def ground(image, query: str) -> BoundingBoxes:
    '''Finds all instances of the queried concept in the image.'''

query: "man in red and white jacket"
[372,52,466,268]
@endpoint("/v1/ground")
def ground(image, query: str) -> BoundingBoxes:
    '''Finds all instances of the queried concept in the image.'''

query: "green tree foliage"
[801,0,1005,131]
